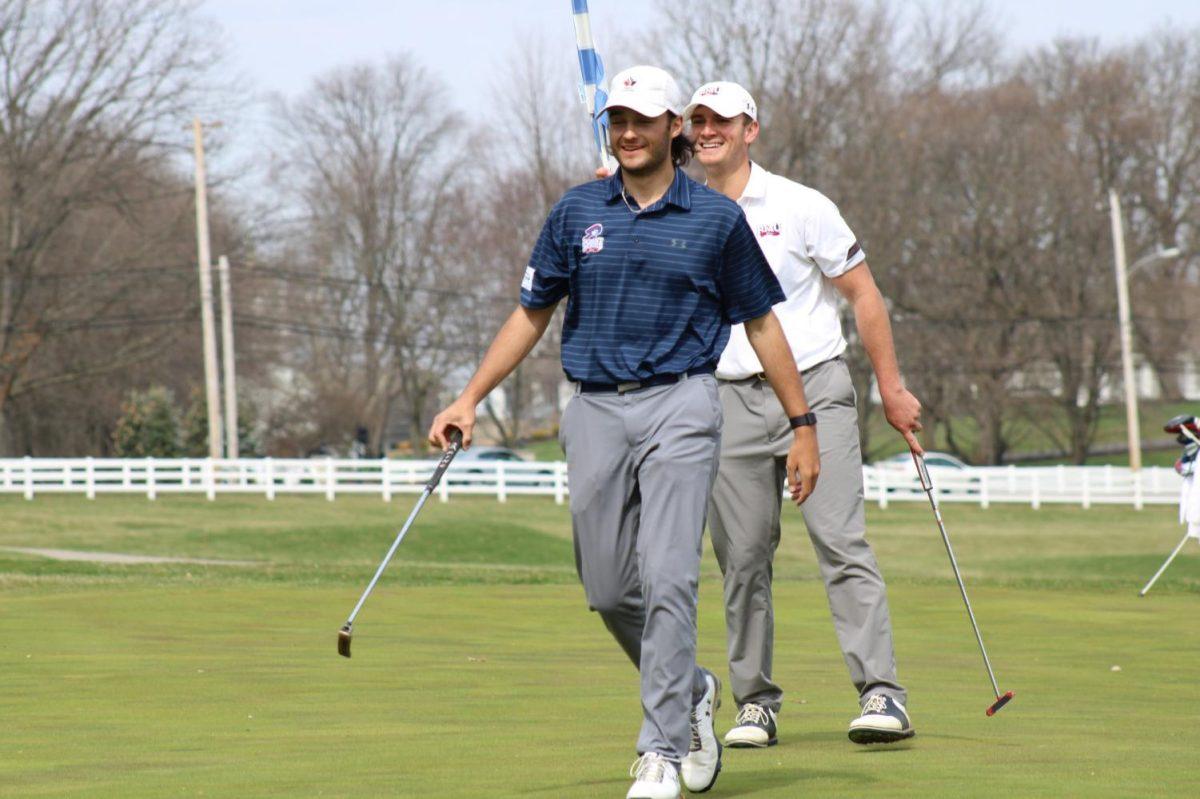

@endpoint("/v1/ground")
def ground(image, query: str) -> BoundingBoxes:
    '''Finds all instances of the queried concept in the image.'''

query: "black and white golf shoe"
[848,694,915,744]
[681,670,722,793]
[723,703,778,748]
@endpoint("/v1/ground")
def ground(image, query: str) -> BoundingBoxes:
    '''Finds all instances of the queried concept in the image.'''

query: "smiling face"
[607,107,682,176]
[688,106,759,172]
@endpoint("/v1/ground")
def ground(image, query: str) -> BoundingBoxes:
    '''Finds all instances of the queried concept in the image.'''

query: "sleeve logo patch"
[521,265,535,291]
[582,223,605,254]
[758,223,781,237]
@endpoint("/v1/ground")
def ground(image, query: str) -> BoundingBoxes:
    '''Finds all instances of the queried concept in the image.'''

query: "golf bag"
[1164,415,1200,538]
[1141,414,1200,596]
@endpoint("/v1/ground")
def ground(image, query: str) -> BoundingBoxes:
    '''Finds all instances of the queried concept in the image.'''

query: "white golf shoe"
[681,671,722,793]
[626,752,682,799]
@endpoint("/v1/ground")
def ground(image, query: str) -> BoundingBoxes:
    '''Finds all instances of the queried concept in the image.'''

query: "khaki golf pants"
[708,357,905,713]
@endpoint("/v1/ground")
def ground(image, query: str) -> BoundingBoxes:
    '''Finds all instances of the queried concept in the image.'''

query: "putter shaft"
[337,431,463,658]
[913,453,1012,712]
[1139,530,1194,596]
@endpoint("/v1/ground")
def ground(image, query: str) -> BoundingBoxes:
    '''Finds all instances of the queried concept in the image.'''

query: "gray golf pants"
[708,357,905,713]
[559,374,719,760]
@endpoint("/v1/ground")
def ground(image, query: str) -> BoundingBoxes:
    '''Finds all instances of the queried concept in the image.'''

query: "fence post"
[86,456,96,500]
[382,459,392,503]
[980,471,989,509]
[265,457,276,501]
[205,458,216,501]
[554,462,566,505]
[122,461,132,490]
[497,463,507,503]
[1133,470,1144,511]
[1008,464,1017,494]
[325,457,335,501]
[1082,469,1090,509]
[877,467,888,509]
[23,455,33,500]
[439,465,450,502]
[1031,477,1040,510]
[147,457,157,501]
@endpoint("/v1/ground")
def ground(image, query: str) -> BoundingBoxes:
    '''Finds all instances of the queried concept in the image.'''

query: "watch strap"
[789,412,817,429]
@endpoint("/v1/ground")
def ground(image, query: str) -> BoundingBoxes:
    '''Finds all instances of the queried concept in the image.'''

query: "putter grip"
[425,428,464,491]
[912,452,933,491]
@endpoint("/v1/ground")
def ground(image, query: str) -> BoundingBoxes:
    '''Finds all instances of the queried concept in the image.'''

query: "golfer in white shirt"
[685,81,924,746]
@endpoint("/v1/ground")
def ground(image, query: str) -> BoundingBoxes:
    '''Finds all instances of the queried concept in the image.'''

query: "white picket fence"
[0,457,1185,510]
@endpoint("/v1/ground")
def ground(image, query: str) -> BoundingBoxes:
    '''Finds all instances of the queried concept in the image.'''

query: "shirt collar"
[604,168,692,211]
[740,161,768,202]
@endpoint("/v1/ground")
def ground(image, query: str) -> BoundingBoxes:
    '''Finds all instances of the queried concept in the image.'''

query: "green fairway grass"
[1,494,1198,797]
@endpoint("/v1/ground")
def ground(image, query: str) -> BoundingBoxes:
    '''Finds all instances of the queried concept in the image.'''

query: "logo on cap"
[700,86,721,96]
[582,223,605,254]
[623,76,637,88]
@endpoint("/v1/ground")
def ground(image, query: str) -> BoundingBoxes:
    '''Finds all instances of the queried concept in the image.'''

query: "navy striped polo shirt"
[520,168,784,384]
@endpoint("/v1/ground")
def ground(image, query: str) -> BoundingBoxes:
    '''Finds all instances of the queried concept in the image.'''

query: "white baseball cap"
[683,81,758,122]
[601,65,684,118]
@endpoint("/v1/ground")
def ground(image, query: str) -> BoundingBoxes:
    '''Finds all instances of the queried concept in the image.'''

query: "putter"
[1138,415,1200,597]
[913,452,1014,716]
[337,428,464,658]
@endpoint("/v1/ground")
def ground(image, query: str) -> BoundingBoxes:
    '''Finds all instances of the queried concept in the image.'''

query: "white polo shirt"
[716,161,866,379]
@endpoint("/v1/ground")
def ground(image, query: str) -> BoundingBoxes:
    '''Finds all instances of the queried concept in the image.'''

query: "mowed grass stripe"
[1,495,1196,593]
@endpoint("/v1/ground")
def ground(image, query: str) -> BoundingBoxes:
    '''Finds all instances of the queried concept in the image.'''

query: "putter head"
[337,624,353,658]
[986,690,1014,716]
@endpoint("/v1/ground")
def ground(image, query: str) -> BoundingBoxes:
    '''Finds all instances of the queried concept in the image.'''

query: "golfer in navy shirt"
[429,66,819,799]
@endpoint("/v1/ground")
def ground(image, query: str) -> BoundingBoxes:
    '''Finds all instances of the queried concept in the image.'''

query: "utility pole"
[1109,188,1141,472]
[192,117,223,459]
[217,255,239,458]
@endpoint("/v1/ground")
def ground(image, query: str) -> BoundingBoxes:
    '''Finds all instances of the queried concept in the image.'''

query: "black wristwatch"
[789,412,817,429]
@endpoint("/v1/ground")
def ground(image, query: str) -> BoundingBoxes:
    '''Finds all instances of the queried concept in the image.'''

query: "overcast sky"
[204,0,1200,108]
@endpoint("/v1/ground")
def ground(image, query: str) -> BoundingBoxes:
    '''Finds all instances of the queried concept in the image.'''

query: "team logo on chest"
[758,222,781,238]
[582,223,605,254]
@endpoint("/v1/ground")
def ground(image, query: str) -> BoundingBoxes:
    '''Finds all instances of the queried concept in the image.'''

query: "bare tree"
[1123,29,1200,400]
[454,34,592,447]
[273,55,468,453]
[0,0,222,452]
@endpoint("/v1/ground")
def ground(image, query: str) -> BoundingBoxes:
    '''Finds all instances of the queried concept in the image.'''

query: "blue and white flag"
[571,0,616,172]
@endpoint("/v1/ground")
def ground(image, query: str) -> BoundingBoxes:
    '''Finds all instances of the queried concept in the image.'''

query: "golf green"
[1,495,1197,797]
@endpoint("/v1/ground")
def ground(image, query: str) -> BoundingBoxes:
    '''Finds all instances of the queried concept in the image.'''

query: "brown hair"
[669,113,693,166]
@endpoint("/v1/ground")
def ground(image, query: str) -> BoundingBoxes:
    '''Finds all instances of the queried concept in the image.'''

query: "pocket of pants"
[833,358,857,407]
[702,377,723,431]
[558,396,575,453]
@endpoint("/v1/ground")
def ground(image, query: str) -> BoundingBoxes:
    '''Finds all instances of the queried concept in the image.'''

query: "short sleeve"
[803,192,866,278]
[520,205,570,309]
[717,213,786,323]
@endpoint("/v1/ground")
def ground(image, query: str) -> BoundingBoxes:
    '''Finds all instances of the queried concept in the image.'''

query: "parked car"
[878,451,971,471]
[446,446,555,487]
[873,451,980,493]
